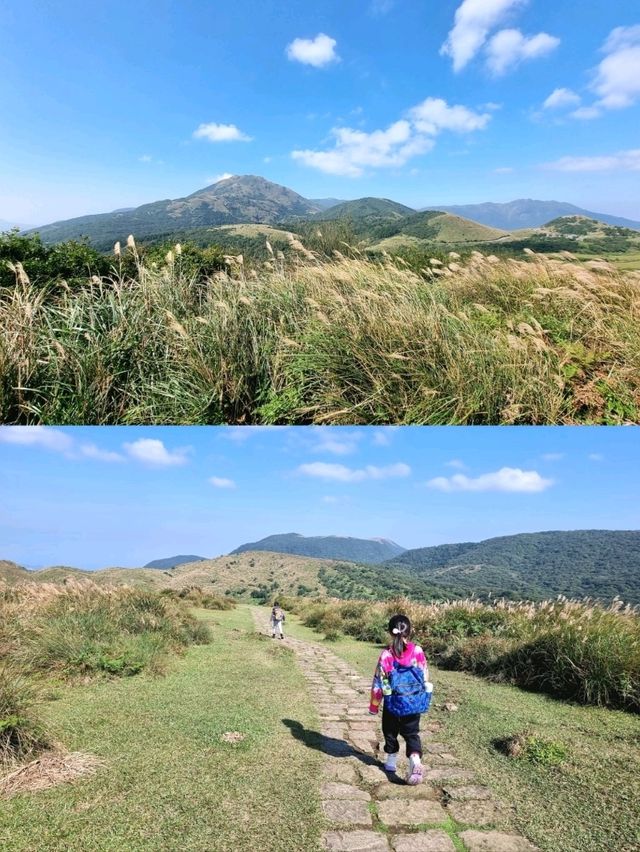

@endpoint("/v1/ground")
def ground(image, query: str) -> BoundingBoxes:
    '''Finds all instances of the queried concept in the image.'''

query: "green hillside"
[231,533,406,563]
[388,530,640,603]
[30,176,320,249]
[314,197,415,220]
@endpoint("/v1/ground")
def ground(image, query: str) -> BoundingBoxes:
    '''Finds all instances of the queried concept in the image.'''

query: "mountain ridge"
[231,533,406,564]
[25,176,640,249]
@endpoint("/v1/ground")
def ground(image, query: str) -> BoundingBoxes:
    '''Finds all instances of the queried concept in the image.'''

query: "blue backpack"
[385,661,431,716]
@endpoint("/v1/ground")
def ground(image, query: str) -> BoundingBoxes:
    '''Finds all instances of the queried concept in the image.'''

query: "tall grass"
[282,595,640,711]
[1,244,638,423]
[0,580,211,766]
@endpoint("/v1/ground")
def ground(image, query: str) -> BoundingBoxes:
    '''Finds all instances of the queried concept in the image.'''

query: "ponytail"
[388,614,412,657]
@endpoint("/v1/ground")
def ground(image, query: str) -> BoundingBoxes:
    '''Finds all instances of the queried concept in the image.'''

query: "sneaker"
[407,764,423,785]
[383,755,398,773]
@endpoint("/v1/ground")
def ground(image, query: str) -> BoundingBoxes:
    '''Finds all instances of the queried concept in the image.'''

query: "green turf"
[0,606,324,852]
[285,613,640,852]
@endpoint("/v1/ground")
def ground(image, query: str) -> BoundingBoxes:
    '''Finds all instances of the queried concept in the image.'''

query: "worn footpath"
[252,609,540,852]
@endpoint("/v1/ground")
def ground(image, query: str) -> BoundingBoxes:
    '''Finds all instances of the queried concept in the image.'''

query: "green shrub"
[0,666,49,767]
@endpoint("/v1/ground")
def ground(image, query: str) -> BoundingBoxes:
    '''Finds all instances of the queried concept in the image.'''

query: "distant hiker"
[271,602,285,639]
[368,613,432,785]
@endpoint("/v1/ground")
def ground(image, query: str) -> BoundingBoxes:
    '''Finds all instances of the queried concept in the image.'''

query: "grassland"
[0,606,324,852]
[283,611,640,852]
[2,242,639,424]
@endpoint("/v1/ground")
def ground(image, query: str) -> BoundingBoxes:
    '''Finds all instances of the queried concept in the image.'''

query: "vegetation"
[0,607,324,850]
[0,579,210,767]
[283,595,640,711]
[232,533,405,564]
[390,530,640,604]
[2,233,639,425]
[282,615,640,852]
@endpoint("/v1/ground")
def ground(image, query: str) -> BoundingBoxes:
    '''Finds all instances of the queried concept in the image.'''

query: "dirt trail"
[252,608,540,852]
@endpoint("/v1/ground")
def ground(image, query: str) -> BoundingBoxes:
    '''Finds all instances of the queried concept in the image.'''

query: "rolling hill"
[30,176,322,249]
[2,529,640,603]
[231,533,406,563]
[144,555,208,569]
[387,530,640,602]
[422,200,640,231]
[314,197,416,221]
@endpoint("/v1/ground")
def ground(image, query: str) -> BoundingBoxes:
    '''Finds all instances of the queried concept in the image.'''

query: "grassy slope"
[283,615,640,852]
[0,606,324,852]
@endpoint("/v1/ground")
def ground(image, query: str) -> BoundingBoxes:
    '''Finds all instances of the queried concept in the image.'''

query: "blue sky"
[0,0,639,225]
[1,426,638,568]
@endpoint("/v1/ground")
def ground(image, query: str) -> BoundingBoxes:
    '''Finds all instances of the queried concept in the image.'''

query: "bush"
[291,594,640,711]
[1,580,211,680]
[0,666,49,767]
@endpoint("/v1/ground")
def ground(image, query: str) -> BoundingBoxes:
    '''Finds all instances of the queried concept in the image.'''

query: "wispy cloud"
[541,453,564,462]
[123,439,189,467]
[0,426,124,462]
[543,149,640,172]
[0,426,73,453]
[542,88,581,110]
[441,0,527,71]
[588,453,604,462]
[193,123,252,143]
[426,467,553,493]
[209,476,236,489]
[297,462,411,483]
[486,29,559,76]
[311,428,361,456]
[292,97,490,177]
[79,444,125,463]
[206,173,234,184]
[445,459,468,470]
[369,0,395,15]
[286,33,339,68]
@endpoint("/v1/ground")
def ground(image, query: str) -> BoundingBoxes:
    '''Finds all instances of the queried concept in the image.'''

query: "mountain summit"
[32,175,321,247]
[231,533,406,564]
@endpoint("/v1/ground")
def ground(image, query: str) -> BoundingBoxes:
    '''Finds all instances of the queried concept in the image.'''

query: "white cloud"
[139,154,153,163]
[541,453,564,462]
[445,459,468,470]
[592,26,640,110]
[79,444,125,463]
[220,426,283,443]
[297,462,411,483]
[570,106,602,121]
[322,495,339,503]
[426,466,553,493]
[543,88,581,110]
[0,427,123,463]
[193,123,252,143]
[372,429,395,447]
[207,173,234,184]
[588,453,604,462]
[440,0,528,71]
[123,439,189,467]
[292,98,490,177]
[486,29,559,75]
[0,426,73,453]
[286,33,338,68]
[493,166,514,174]
[312,429,361,456]
[409,97,491,134]
[209,476,236,489]
[544,150,640,172]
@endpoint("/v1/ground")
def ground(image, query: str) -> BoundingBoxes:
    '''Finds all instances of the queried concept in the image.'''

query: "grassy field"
[283,613,640,852]
[2,246,639,424]
[0,606,324,852]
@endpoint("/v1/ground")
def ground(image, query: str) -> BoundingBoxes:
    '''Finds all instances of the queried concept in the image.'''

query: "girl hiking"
[271,602,285,639]
[368,614,432,785]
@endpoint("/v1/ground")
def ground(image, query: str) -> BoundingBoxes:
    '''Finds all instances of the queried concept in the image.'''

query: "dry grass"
[1,244,639,423]
[0,749,103,798]
[285,594,640,710]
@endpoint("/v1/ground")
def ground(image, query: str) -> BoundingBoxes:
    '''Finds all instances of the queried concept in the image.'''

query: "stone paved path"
[252,609,540,852]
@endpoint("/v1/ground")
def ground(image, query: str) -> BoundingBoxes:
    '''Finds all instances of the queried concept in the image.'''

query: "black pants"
[382,707,422,757]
